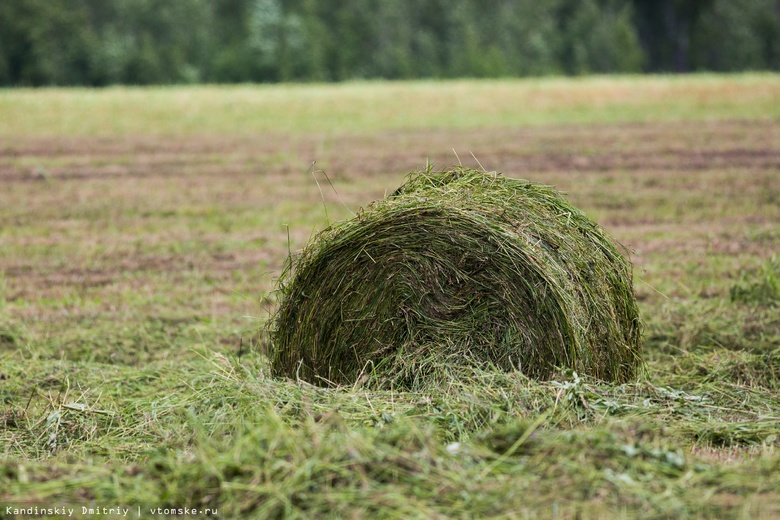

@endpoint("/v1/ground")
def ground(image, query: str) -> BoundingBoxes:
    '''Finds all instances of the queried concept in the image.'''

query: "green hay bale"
[267,167,642,388]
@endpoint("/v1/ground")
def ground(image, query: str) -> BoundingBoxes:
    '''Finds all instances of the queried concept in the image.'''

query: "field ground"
[1,75,779,518]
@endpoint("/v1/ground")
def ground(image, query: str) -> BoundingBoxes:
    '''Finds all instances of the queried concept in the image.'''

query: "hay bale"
[267,167,642,387]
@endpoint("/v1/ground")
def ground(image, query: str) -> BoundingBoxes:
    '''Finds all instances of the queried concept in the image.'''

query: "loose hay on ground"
[267,167,642,388]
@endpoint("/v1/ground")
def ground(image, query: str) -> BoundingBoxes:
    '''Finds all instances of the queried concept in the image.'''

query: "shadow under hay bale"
[267,167,642,388]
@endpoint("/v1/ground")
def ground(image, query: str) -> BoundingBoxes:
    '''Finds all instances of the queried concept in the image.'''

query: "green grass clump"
[730,255,780,307]
[269,167,642,388]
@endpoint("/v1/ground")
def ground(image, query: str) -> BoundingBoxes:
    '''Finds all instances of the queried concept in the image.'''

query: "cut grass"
[1,77,779,517]
[2,353,778,518]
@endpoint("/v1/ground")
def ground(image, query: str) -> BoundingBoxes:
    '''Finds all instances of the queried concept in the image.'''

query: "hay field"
[1,75,779,518]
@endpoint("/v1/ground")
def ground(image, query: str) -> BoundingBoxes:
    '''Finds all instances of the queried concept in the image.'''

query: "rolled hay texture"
[268,167,642,387]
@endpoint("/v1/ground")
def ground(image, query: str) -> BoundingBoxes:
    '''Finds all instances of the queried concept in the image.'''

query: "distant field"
[2,74,780,137]
[1,76,779,518]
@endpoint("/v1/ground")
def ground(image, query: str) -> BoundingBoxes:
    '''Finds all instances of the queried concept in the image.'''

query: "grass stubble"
[0,76,779,518]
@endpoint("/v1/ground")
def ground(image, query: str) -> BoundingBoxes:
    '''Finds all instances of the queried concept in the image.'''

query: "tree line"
[1,0,778,86]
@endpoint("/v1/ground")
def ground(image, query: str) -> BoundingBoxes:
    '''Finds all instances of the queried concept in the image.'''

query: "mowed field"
[1,75,779,518]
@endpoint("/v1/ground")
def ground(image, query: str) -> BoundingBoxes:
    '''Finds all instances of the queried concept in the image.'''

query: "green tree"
[372,2,415,79]
[1,0,777,86]
[447,0,562,77]
[494,0,562,76]
[81,0,213,85]
[560,0,643,74]
[632,0,716,72]
[0,0,94,85]
[690,0,780,71]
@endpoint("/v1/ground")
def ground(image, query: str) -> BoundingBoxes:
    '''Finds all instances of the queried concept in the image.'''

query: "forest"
[0,0,779,86]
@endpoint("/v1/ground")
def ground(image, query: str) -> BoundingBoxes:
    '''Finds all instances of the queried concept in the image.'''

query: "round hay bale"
[267,167,642,388]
